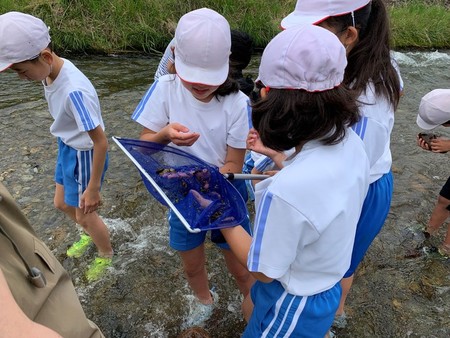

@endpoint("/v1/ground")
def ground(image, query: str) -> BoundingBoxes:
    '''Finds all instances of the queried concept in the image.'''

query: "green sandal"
[66,233,92,258]
[85,256,113,281]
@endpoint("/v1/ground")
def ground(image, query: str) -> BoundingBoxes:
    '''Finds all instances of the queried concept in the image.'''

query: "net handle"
[223,173,270,180]
[112,136,201,233]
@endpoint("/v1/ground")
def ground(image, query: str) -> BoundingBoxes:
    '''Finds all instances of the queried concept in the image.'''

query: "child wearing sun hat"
[220,24,370,336]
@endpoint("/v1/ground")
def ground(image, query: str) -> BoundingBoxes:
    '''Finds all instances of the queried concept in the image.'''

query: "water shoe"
[183,289,219,328]
[332,312,347,329]
[85,256,113,281]
[66,233,92,258]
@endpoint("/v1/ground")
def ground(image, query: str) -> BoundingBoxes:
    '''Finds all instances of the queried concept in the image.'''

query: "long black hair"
[322,0,401,110]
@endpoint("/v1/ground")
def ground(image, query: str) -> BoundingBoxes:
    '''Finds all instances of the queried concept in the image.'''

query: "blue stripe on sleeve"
[351,116,368,140]
[246,99,252,129]
[249,190,273,271]
[69,91,95,131]
[131,80,159,120]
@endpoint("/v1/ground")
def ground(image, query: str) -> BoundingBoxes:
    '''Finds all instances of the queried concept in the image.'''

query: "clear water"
[1,51,450,337]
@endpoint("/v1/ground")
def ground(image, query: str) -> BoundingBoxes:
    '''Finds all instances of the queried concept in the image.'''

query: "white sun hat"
[0,11,51,72]
[281,0,371,29]
[174,8,231,86]
[417,89,450,130]
[258,24,347,92]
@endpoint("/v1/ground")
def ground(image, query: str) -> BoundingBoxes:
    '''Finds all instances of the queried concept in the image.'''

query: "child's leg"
[75,209,113,258]
[221,248,255,297]
[242,293,254,323]
[54,183,77,222]
[426,194,450,235]
[336,275,354,316]
[444,223,450,245]
[179,244,212,304]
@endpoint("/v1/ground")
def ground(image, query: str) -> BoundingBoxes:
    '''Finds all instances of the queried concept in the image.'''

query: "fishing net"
[113,137,248,233]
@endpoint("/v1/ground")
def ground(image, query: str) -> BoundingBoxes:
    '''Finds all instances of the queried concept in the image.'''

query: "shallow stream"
[1,51,450,337]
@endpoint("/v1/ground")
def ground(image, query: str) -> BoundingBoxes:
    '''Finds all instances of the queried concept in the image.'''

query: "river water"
[1,51,449,338]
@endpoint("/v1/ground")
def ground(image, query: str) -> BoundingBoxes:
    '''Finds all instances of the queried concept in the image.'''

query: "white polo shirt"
[132,75,250,167]
[44,59,104,150]
[248,129,370,296]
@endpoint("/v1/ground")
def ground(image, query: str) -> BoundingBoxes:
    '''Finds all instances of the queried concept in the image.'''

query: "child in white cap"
[132,8,254,326]
[277,0,404,327]
[417,89,450,257]
[220,24,370,337]
[0,12,113,281]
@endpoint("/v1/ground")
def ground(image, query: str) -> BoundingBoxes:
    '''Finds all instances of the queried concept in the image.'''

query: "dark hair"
[322,0,401,110]
[214,76,240,98]
[230,30,253,71]
[229,30,255,98]
[251,87,360,151]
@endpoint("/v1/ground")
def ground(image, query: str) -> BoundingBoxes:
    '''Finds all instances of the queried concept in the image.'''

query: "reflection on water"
[1,51,450,337]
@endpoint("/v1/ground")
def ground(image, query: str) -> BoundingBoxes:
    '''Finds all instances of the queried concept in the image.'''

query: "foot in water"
[85,256,113,281]
[183,289,219,328]
[332,312,348,329]
[66,233,92,258]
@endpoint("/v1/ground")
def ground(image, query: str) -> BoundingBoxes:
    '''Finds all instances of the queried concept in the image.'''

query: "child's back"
[250,132,368,295]
[221,24,369,337]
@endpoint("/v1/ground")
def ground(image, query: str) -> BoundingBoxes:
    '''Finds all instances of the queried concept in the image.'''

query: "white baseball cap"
[281,0,371,29]
[257,25,347,92]
[416,89,450,130]
[0,12,51,72]
[174,8,231,86]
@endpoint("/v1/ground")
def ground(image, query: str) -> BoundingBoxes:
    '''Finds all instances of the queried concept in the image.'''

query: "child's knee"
[54,198,69,212]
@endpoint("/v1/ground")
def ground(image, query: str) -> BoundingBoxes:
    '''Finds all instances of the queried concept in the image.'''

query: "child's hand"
[417,133,434,151]
[164,123,200,146]
[429,137,450,153]
[247,128,283,159]
[246,128,264,152]
[80,188,102,214]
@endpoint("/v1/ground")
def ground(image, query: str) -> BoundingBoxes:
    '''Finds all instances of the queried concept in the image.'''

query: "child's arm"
[81,126,108,214]
[220,146,245,174]
[140,124,199,146]
[220,226,273,283]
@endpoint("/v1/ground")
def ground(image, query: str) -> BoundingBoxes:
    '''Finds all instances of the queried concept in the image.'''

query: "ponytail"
[322,0,401,110]
[345,0,401,109]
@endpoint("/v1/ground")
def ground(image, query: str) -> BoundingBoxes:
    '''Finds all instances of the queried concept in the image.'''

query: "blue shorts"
[54,138,108,208]
[344,171,393,277]
[168,210,252,251]
[244,280,341,337]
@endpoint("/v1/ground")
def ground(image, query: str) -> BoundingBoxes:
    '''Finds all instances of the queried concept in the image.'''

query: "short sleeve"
[131,80,169,132]
[67,90,101,132]
[247,190,319,279]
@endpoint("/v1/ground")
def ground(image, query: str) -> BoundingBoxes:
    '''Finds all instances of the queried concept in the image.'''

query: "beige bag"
[0,183,104,338]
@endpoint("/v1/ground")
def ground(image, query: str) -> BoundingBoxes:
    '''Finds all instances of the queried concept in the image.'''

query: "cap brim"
[175,58,229,86]
[0,62,12,73]
[416,114,438,130]
[280,12,328,30]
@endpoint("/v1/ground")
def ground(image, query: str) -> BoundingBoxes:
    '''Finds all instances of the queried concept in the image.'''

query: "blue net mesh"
[115,138,248,231]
